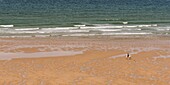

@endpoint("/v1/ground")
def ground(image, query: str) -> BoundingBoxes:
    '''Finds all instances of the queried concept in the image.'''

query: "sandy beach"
[0,36,170,85]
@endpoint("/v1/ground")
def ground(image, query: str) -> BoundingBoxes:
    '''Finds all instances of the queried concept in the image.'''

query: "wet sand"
[0,36,170,85]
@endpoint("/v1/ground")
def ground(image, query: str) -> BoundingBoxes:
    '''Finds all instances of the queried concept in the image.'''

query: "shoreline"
[0,34,170,39]
[0,36,170,60]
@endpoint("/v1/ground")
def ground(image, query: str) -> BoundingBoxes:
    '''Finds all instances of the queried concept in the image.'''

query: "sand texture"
[0,36,170,85]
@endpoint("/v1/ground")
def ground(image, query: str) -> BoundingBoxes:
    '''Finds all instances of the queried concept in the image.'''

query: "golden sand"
[0,36,170,85]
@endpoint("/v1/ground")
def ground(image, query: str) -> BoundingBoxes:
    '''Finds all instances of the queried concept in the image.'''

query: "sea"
[0,0,170,37]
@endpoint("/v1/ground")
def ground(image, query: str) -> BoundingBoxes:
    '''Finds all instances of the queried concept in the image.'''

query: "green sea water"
[0,0,170,27]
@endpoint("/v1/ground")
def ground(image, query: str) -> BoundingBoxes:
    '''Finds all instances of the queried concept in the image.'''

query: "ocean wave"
[7,31,46,34]
[0,23,169,37]
[74,25,86,27]
[41,27,78,30]
[14,28,39,31]
[62,34,97,36]
[80,26,124,29]
[80,24,158,29]
[101,32,152,35]
[5,29,90,34]
[95,29,122,32]
[123,25,138,28]
[123,24,157,28]
[155,27,170,31]
[123,28,141,31]
[0,25,14,28]
[61,32,152,36]
[67,30,90,32]
[156,29,170,31]
[123,22,128,25]
[137,24,157,27]
[55,29,90,33]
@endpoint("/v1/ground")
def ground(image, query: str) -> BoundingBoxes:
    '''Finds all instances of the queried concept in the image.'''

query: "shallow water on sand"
[0,51,83,60]
[0,38,169,60]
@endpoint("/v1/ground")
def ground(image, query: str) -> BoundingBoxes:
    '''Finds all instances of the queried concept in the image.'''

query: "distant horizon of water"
[0,0,170,37]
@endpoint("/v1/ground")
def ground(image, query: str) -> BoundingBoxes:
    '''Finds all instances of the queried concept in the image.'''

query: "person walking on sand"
[126,53,131,60]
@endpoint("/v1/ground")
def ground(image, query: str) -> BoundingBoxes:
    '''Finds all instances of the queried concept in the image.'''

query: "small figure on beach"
[126,53,131,60]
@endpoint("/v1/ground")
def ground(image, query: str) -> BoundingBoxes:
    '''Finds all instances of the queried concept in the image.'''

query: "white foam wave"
[137,24,157,27]
[101,32,152,35]
[92,24,114,26]
[123,22,128,25]
[68,30,90,32]
[0,25,14,28]
[156,27,170,31]
[156,29,170,31]
[152,24,158,27]
[123,24,157,28]
[42,29,89,33]
[42,27,78,30]
[61,32,152,36]
[123,28,141,31]
[7,31,46,34]
[15,28,39,31]
[80,24,157,29]
[56,30,90,32]
[123,25,138,28]
[80,26,123,29]
[62,34,97,36]
[138,25,152,27]
[6,29,90,34]
[96,29,122,32]
[0,24,166,37]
